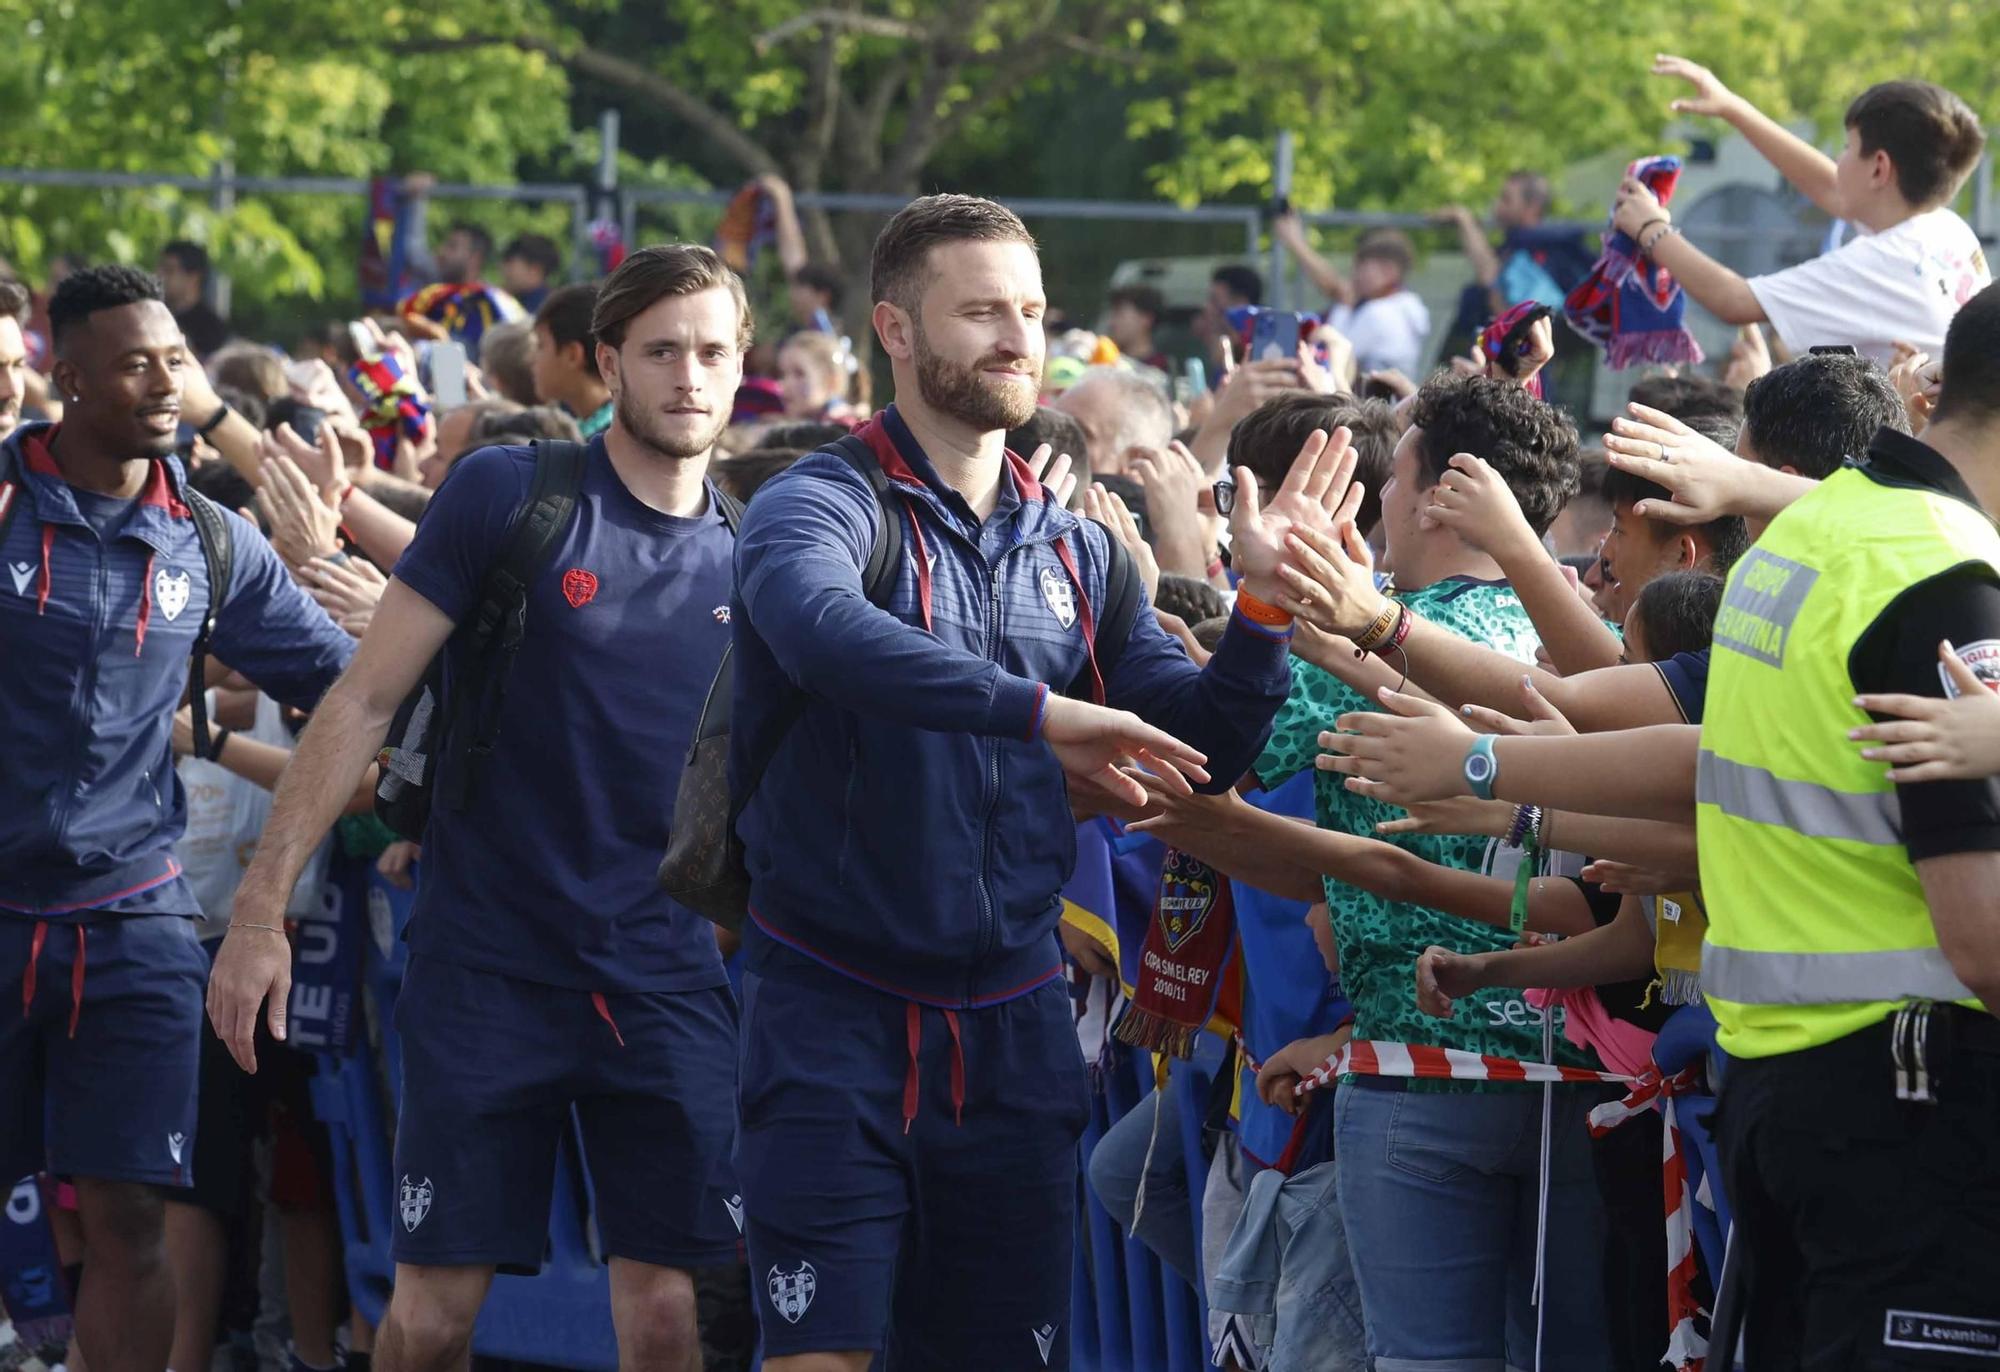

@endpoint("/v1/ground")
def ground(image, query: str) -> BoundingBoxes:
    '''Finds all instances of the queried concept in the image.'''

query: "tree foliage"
[1,0,1994,327]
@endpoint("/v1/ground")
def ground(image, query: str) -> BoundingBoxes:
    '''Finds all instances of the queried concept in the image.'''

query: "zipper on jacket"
[970,557,1005,1004]
[48,533,109,851]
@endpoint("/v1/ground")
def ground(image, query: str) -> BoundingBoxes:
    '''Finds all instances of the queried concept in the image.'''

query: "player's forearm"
[233,676,398,914]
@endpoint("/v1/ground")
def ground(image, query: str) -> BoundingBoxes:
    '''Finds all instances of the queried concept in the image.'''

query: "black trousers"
[1713,1009,2000,1370]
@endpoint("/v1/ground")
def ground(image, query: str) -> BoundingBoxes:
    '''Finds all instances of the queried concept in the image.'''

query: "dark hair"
[871,195,1035,313]
[160,240,210,280]
[1741,353,1907,478]
[1210,265,1263,306]
[535,282,602,380]
[445,221,495,263]
[1505,170,1553,213]
[1107,283,1165,322]
[1603,413,1748,574]
[1574,446,1610,503]
[1930,280,2000,426]
[262,395,321,439]
[792,262,844,311]
[1354,229,1414,277]
[594,244,752,351]
[1227,391,1401,534]
[1229,392,1334,486]
[1845,80,1985,209]
[1407,374,1580,535]
[1155,573,1227,626]
[212,384,266,433]
[1631,571,1725,662]
[1190,614,1232,653]
[208,342,288,403]
[367,481,433,524]
[1336,396,1400,534]
[757,419,854,451]
[470,403,580,447]
[1626,372,1742,424]
[501,232,562,277]
[48,264,165,352]
[185,459,257,521]
[0,280,29,326]
[717,447,807,503]
[1007,406,1092,490]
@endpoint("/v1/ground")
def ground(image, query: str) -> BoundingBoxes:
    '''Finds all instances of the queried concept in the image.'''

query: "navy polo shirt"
[392,439,733,993]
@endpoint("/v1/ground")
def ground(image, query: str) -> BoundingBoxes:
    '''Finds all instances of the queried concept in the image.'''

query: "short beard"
[615,390,727,461]
[912,320,1038,432]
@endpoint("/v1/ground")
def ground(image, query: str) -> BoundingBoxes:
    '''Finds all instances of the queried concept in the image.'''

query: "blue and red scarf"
[1564,155,1705,370]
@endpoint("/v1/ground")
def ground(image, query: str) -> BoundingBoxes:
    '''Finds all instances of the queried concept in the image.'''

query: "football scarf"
[1564,155,1705,370]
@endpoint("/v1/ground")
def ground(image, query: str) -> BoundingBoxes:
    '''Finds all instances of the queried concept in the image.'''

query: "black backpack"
[375,440,747,838]
[659,435,1143,931]
[0,442,234,756]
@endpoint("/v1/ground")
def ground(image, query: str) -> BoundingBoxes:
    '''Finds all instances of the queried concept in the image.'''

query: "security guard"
[1699,282,2000,1367]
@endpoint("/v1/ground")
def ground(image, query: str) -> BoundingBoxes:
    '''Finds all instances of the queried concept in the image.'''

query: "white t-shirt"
[1329,289,1432,377]
[178,692,333,939]
[1748,208,1990,366]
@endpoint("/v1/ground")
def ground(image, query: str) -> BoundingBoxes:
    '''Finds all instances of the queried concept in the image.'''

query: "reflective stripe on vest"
[1696,751,1903,846]
[1702,942,1975,1006]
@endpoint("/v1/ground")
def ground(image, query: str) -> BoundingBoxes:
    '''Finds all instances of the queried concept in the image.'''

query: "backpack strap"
[827,433,903,608]
[712,485,745,535]
[439,439,589,810]
[182,488,236,761]
[1065,531,1144,701]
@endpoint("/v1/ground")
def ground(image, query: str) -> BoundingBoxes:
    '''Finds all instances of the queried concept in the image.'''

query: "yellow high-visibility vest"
[1699,465,2000,1058]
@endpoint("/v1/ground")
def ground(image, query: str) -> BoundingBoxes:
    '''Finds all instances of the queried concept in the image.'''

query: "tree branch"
[754,8,927,54]
[391,33,780,180]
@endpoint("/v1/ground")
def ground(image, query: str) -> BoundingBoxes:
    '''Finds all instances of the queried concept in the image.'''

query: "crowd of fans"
[2,50,1998,1372]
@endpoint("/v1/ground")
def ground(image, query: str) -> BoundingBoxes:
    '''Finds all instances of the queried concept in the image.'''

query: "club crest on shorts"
[154,567,191,622]
[767,1260,816,1324]
[399,1175,433,1232]
[1039,566,1076,629]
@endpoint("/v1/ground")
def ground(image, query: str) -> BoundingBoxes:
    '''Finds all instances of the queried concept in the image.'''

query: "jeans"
[1211,1157,1369,1371]
[1087,1082,1198,1283]
[1335,1085,1612,1372]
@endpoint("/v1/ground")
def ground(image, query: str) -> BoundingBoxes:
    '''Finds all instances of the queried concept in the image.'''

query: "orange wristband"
[1235,589,1293,627]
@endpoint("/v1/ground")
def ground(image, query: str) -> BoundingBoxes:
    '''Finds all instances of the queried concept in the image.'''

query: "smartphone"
[289,405,327,450]
[430,340,468,409]
[1249,309,1302,364]
[1182,357,1208,398]
[1808,344,1858,356]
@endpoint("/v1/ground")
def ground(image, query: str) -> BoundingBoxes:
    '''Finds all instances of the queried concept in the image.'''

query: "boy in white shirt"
[1274,218,1434,376]
[1611,58,1988,366]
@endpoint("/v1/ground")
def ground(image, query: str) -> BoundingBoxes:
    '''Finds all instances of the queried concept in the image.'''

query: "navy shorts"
[391,955,741,1273]
[0,914,207,1188]
[736,968,1088,1367]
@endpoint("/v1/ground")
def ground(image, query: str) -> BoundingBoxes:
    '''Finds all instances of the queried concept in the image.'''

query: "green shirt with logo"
[1255,576,1592,1089]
